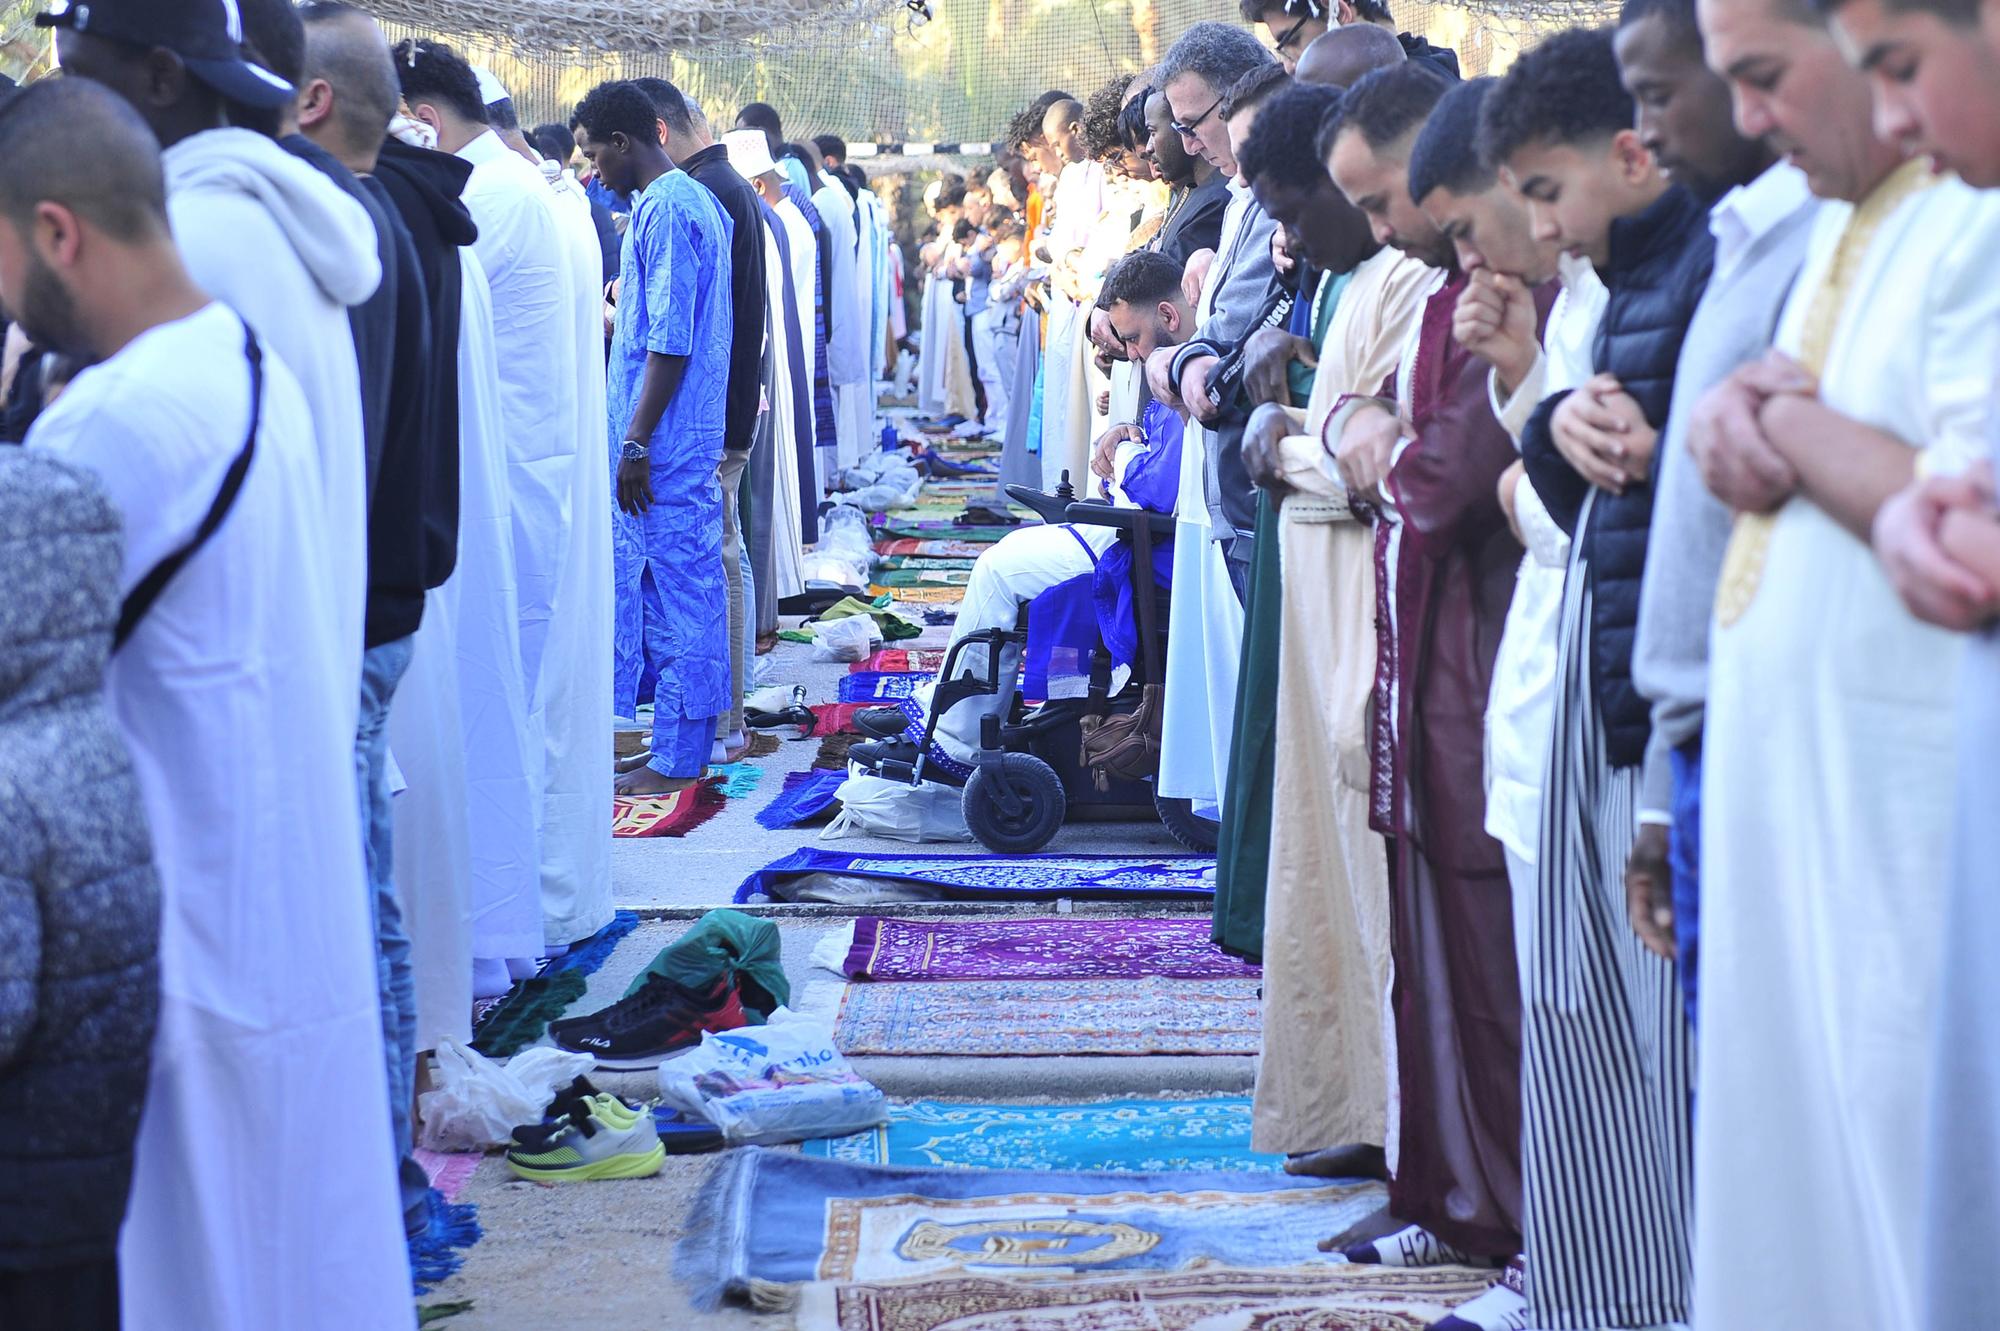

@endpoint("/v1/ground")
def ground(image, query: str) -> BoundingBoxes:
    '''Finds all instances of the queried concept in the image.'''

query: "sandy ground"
[421,540,1229,1327]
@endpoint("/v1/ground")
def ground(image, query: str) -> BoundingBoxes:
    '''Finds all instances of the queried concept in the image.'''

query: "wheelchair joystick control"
[1055,470,1076,505]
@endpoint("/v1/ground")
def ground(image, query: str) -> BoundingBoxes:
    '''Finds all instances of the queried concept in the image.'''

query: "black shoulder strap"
[114,321,263,651]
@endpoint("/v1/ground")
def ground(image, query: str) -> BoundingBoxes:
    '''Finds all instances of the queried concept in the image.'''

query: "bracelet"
[620,439,649,463]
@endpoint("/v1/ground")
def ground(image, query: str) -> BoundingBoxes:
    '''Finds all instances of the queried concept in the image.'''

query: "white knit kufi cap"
[723,128,778,180]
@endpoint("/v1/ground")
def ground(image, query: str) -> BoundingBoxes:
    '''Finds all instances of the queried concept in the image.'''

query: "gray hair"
[1157,21,1277,97]
[682,93,711,133]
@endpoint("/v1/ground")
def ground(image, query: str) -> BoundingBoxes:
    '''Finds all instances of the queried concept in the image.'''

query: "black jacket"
[374,137,480,608]
[284,135,439,648]
[1399,33,1462,80]
[1155,172,1230,269]
[683,145,769,454]
[1523,184,1716,766]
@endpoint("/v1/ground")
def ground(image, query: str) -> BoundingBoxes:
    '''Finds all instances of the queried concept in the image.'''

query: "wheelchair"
[850,479,1220,856]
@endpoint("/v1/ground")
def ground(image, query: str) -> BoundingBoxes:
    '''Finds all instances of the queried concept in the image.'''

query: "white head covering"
[472,65,510,109]
[723,128,778,180]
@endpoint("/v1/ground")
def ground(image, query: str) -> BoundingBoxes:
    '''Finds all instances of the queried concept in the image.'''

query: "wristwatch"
[620,439,649,463]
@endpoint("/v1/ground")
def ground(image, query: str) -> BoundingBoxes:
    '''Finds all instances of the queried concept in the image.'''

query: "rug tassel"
[745,1278,801,1312]
[409,1192,483,1294]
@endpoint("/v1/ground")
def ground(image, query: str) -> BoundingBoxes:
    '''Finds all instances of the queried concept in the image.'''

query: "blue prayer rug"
[676,1147,1383,1307]
[836,670,933,702]
[755,769,848,829]
[733,849,1218,904]
[802,1098,1285,1173]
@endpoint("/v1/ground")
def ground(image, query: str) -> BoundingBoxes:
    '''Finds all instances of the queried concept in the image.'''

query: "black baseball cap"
[38,0,295,110]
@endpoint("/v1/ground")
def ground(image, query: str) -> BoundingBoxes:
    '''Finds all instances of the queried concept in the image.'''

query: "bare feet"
[614,766,700,797]
[1318,1203,1405,1253]
[615,750,653,775]
[1286,1144,1390,1181]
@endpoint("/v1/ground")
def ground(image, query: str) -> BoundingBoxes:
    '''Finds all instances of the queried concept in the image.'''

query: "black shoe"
[550,974,750,1071]
[849,738,920,772]
[508,1075,609,1150]
[855,706,910,739]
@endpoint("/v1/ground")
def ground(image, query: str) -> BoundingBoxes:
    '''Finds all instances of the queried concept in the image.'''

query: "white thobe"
[392,254,546,1048]
[533,153,615,946]
[162,127,378,722]
[1697,168,2000,1331]
[33,304,410,1331]
[1484,256,1603,886]
[1156,183,1255,814]
[456,131,575,734]
[772,199,820,599]
[816,183,869,471]
[1038,159,1109,488]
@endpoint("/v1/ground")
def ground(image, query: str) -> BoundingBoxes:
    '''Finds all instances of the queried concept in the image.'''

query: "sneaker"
[510,1078,645,1151]
[504,1100,666,1183]
[551,974,749,1070]
[855,706,912,739]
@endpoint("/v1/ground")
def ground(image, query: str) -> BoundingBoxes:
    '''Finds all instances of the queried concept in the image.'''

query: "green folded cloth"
[625,908,790,1021]
[817,594,922,641]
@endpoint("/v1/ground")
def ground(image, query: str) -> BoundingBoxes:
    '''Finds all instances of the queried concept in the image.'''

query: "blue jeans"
[355,636,425,1223]
[1668,736,1702,1030]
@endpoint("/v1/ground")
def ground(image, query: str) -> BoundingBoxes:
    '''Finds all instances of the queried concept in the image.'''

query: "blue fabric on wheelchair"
[838,671,934,702]
[734,849,1218,903]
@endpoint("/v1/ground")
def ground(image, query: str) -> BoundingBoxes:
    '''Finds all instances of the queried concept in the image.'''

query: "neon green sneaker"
[505,1101,665,1183]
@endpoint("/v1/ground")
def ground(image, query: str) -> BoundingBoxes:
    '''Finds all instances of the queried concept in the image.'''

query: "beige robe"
[1253,247,1437,1154]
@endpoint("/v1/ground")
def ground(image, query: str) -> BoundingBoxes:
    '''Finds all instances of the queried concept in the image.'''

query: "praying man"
[576,80,735,795]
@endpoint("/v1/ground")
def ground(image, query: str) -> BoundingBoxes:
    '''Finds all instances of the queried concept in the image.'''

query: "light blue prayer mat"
[801,1098,1285,1173]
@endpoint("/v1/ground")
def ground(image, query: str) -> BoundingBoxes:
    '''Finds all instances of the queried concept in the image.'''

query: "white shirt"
[1709,161,1812,287]
[1483,257,1607,863]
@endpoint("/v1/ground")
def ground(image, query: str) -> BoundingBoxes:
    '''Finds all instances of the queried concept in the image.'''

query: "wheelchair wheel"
[1154,792,1220,852]
[963,753,1067,854]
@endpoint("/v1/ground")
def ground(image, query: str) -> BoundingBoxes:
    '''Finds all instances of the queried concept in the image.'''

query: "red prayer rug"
[612,778,727,838]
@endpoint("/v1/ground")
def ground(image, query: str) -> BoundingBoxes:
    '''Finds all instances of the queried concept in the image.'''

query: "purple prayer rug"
[830,977,1262,1056]
[841,916,1261,982]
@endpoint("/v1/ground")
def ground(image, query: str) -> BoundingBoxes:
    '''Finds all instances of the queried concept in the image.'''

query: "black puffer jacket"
[1524,185,1716,767]
[0,450,161,1269]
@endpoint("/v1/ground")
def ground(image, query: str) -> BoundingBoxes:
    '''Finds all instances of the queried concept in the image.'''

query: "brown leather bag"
[1079,512,1166,790]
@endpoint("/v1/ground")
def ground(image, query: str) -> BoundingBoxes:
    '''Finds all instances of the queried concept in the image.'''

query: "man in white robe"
[397,42,612,949]
[814,152,871,470]
[1692,0,2000,1323]
[6,76,410,1330]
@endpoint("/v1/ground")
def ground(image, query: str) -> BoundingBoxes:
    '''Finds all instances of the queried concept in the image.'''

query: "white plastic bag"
[656,1007,887,1145]
[823,771,972,842]
[415,1038,595,1151]
[810,614,880,663]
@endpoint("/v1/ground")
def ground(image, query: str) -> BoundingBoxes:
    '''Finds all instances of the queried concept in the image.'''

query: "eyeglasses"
[1171,95,1224,140]
[1272,12,1312,53]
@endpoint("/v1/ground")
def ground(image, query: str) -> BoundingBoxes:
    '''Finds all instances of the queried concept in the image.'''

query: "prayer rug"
[414,1149,482,1203]
[877,538,1002,559]
[872,569,974,588]
[737,849,1218,904]
[810,702,872,735]
[408,1188,481,1294]
[757,769,849,829]
[876,586,967,605]
[800,1098,1284,1173]
[677,1147,1384,1307]
[612,779,728,837]
[853,648,950,673]
[824,977,1261,1056]
[471,910,640,1057]
[814,732,860,770]
[832,916,1262,982]
[707,762,766,799]
[838,671,934,703]
[794,1265,1501,1331]
[876,557,980,572]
